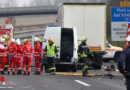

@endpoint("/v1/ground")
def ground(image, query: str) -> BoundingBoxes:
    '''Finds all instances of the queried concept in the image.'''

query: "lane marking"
[0,87,13,88]
[74,80,91,86]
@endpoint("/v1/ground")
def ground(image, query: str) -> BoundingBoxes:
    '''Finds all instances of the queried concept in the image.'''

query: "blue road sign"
[111,7,130,22]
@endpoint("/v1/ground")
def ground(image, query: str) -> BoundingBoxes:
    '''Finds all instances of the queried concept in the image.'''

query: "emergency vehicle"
[0,20,14,68]
[103,41,123,62]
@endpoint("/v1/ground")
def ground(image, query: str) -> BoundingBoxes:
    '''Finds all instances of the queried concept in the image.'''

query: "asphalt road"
[0,61,126,90]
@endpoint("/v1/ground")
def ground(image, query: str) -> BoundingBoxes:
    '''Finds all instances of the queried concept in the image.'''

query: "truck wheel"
[96,65,102,69]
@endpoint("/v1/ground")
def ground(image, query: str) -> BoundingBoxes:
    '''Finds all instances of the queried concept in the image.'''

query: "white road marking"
[102,66,119,72]
[0,87,13,88]
[74,80,91,86]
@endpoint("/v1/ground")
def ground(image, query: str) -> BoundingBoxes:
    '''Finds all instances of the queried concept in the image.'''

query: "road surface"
[0,61,126,90]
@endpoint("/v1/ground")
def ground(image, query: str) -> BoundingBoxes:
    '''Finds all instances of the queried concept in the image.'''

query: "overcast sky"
[0,0,106,7]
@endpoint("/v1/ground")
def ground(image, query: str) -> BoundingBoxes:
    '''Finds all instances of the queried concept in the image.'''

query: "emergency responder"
[0,38,7,74]
[7,38,17,75]
[45,38,58,75]
[78,37,94,76]
[39,38,42,47]
[23,39,33,75]
[3,35,10,47]
[117,35,130,90]
[16,39,23,74]
[33,37,41,75]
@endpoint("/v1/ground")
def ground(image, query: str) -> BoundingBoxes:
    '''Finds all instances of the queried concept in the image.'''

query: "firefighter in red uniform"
[7,38,17,75]
[0,38,7,74]
[23,39,33,75]
[16,39,23,74]
[33,37,41,75]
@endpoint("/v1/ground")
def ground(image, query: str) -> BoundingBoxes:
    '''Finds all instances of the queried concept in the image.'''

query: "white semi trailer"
[57,3,107,69]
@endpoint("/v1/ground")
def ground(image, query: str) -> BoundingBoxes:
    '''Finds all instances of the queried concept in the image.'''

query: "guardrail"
[14,30,45,38]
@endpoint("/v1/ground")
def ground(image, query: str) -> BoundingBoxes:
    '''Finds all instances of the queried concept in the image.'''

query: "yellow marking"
[62,7,64,27]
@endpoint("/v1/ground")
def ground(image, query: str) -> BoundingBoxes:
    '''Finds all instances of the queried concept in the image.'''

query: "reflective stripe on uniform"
[49,67,56,71]
[82,65,88,71]
[28,68,31,71]
[81,51,88,58]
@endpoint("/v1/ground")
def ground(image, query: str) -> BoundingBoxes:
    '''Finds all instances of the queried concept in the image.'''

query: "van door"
[72,27,78,63]
[42,27,61,58]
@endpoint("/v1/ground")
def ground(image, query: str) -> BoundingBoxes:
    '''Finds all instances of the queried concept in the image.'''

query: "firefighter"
[78,37,94,76]
[16,39,23,74]
[33,37,41,75]
[45,38,58,75]
[7,38,17,75]
[0,38,7,74]
[117,35,130,90]
[23,39,33,75]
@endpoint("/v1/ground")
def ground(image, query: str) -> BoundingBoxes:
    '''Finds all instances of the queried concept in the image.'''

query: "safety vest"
[46,44,55,57]
[80,51,88,58]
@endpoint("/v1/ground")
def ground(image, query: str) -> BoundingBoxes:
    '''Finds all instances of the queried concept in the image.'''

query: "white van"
[42,26,78,72]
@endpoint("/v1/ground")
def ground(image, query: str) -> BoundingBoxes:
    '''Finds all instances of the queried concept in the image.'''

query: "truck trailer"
[57,3,107,69]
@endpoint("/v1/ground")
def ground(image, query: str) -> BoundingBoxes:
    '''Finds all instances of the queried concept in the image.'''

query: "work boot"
[12,72,16,75]
[8,72,10,75]
[23,73,26,75]
[28,72,30,75]
[17,71,22,75]
[52,72,56,75]
[82,70,89,77]
[1,71,6,75]
[50,72,53,75]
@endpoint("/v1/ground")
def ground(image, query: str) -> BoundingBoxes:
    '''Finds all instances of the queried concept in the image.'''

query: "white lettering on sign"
[111,22,127,41]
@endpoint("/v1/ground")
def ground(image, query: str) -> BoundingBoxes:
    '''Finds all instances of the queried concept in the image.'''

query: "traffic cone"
[0,76,6,86]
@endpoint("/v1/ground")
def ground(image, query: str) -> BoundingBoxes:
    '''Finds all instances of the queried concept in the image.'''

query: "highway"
[0,61,126,90]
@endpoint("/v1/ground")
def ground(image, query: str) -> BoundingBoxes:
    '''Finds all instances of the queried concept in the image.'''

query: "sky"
[0,0,106,7]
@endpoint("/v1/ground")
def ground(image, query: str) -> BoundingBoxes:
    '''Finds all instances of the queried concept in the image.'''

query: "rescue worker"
[3,35,10,47]
[33,37,41,75]
[0,38,7,74]
[23,39,33,75]
[38,38,42,47]
[45,38,58,75]
[7,38,17,75]
[16,39,23,74]
[117,35,130,90]
[78,37,94,76]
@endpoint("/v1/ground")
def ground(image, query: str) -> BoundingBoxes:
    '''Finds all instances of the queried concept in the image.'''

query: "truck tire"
[93,52,103,70]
